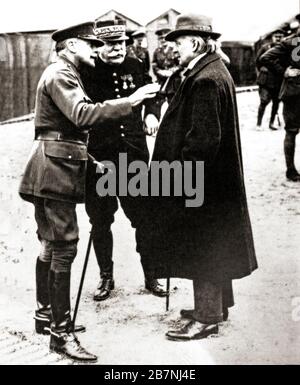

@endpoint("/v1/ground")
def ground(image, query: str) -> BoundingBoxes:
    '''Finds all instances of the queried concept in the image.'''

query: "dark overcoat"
[19,56,133,204]
[139,53,257,282]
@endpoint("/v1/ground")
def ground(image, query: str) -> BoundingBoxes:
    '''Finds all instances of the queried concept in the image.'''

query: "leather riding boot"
[35,269,85,334]
[35,258,51,335]
[49,271,96,362]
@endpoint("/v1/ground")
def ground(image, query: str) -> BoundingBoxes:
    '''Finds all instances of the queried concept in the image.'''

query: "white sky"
[1,0,299,40]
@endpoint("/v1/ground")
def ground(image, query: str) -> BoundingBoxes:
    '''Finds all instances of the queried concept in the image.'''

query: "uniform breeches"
[33,197,78,273]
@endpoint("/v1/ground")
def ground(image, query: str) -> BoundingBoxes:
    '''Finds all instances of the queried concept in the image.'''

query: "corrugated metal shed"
[0,31,53,121]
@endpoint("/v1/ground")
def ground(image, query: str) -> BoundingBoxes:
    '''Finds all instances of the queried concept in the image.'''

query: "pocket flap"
[43,141,88,161]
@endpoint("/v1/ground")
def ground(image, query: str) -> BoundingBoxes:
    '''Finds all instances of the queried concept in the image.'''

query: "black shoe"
[286,169,300,182]
[145,279,168,297]
[269,123,279,131]
[50,331,97,363]
[166,320,219,341]
[180,308,229,322]
[93,278,115,302]
[35,308,86,335]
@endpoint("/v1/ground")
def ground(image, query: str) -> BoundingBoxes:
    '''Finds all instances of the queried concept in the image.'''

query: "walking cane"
[72,230,93,330]
[166,277,170,312]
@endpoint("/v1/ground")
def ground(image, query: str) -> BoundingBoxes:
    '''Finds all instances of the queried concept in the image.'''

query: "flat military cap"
[94,20,129,41]
[52,22,103,45]
[166,14,221,41]
[155,27,171,37]
[132,28,147,38]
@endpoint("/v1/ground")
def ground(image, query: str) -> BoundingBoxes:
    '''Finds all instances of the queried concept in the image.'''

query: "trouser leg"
[284,131,298,172]
[85,163,117,278]
[192,278,224,324]
[257,88,271,126]
[270,98,280,126]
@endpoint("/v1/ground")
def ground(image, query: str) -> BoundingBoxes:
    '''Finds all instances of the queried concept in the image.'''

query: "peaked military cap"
[52,22,103,45]
[94,19,129,41]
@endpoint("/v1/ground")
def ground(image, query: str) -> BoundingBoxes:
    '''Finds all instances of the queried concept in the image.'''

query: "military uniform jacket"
[152,46,180,84]
[19,55,133,203]
[260,36,300,100]
[81,55,159,164]
[256,43,283,90]
[126,45,151,73]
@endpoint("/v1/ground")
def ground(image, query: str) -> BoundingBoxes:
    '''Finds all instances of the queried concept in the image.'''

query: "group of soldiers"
[256,25,300,182]
[19,14,258,363]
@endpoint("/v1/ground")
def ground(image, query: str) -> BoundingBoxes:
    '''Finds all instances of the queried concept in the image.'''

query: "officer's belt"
[35,130,88,145]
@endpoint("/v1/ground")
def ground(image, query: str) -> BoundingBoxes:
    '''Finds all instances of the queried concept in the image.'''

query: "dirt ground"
[0,91,299,365]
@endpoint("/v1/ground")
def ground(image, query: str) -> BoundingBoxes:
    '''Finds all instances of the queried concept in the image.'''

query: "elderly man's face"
[175,35,205,67]
[98,40,126,65]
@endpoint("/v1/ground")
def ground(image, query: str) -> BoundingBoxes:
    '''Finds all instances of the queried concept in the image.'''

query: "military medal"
[121,75,128,90]
[127,75,136,89]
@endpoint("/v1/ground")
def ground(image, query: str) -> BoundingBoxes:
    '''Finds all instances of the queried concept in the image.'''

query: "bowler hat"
[166,14,221,41]
[52,22,103,45]
[94,20,129,41]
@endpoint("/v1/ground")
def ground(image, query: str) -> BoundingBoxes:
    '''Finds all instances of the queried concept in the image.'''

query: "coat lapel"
[164,53,221,116]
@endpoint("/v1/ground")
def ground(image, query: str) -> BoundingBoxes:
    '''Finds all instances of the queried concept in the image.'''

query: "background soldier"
[127,28,150,73]
[260,29,300,181]
[256,29,286,130]
[152,27,180,85]
[80,19,167,302]
[18,22,158,362]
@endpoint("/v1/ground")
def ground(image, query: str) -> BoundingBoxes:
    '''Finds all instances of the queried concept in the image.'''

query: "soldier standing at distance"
[19,22,158,362]
[256,29,286,130]
[152,27,181,85]
[260,29,300,181]
[80,20,167,302]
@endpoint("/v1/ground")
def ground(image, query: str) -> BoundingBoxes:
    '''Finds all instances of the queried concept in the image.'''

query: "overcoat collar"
[165,53,221,115]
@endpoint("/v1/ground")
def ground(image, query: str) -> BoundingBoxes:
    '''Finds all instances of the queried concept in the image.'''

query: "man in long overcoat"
[139,14,258,340]
[19,22,158,361]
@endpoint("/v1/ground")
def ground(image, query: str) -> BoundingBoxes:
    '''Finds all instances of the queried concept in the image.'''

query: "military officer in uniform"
[19,21,159,362]
[127,28,150,73]
[152,27,181,85]
[80,19,167,302]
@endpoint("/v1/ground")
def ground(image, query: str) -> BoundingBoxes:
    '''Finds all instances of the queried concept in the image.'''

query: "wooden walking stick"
[72,230,93,330]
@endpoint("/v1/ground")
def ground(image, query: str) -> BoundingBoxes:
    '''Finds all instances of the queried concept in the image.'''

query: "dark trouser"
[283,99,300,173]
[85,163,149,279]
[33,197,78,328]
[257,87,280,126]
[192,278,234,324]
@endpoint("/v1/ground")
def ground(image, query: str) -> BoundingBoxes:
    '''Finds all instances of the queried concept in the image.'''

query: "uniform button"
[121,133,125,137]
[114,80,118,84]
[68,155,72,159]
[115,88,120,92]
[113,73,117,77]
[120,125,124,129]
[117,95,121,98]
